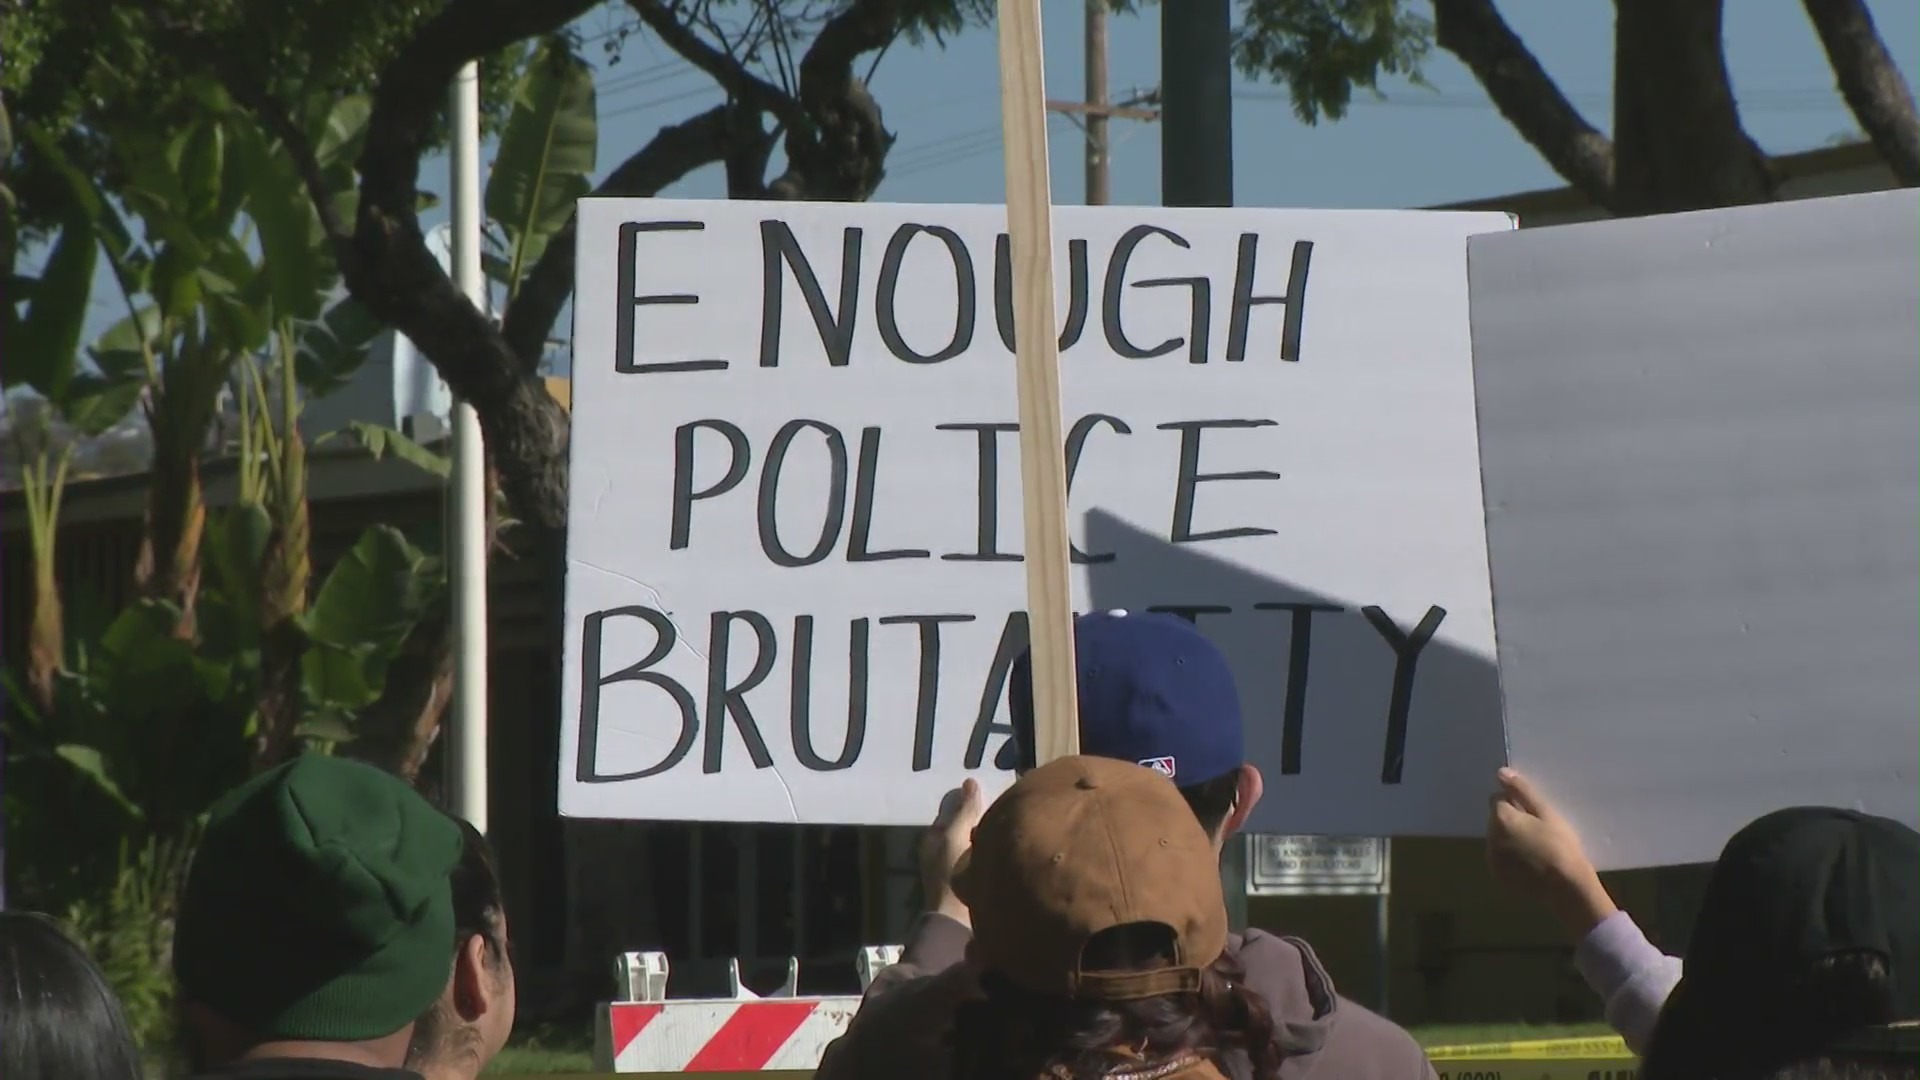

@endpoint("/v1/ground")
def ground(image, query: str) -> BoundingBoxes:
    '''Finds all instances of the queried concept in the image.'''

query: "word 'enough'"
[576,602,1447,784]
[615,220,1314,373]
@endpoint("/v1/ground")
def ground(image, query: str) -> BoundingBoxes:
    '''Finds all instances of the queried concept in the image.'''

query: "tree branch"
[358,0,602,215]
[500,104,741,367]
[341,600,453,781]
[1611,0,1771,214]
[629,0,806,129]
[766,0,902,200]
[796,0,904,81]
[1431,0,1615,207]
[1802,0,1920,185]
[343,0,600,531]
[223,79,356,250]
[723,111,779,197]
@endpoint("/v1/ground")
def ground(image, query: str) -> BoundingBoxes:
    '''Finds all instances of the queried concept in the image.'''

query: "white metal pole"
[1376,838,1393,1013]
[448,61,490,835]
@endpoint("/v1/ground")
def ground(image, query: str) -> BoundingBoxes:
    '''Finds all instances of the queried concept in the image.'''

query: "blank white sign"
[1469,190,1920,870]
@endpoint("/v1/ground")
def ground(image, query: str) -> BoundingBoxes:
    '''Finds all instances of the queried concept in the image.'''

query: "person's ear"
[451,934,495,1023]
[1222,763,1265,837]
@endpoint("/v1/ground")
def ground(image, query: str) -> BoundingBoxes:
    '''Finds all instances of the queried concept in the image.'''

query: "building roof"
[0,377,578,528]
[1427,142,1891,220]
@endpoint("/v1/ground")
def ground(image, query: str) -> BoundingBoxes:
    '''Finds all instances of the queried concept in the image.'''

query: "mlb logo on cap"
[999,610,1245,785]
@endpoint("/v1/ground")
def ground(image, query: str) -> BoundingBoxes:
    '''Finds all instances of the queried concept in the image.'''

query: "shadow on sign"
[1069,509,1504,837]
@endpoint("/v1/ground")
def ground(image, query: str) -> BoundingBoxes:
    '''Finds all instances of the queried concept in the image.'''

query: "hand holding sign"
[1485,768,1616,937]
[922,777,987,928]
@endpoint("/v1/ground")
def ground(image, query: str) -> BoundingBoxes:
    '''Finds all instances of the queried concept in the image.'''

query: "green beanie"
[173,755,466,1041]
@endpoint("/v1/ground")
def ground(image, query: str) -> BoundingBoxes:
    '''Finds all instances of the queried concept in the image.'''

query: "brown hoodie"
[814,913,1437,1080]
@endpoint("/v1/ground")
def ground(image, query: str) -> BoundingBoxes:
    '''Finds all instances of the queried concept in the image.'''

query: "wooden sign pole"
[996,0,1080,765]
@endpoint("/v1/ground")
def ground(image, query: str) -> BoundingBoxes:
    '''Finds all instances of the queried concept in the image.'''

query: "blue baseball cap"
[997,610,1245,785]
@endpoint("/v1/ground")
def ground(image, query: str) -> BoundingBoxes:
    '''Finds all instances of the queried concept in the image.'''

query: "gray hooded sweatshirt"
[813,913,1437,1080]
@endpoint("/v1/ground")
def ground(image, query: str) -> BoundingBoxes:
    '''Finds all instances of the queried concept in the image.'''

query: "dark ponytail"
[950,924,1283,1080]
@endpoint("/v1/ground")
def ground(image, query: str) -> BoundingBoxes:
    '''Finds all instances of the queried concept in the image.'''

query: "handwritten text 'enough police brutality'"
[576,219,1450,787]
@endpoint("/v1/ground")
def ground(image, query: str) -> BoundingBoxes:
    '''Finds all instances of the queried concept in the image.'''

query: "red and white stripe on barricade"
[592,946,902,1073]
[601,998,860,1072]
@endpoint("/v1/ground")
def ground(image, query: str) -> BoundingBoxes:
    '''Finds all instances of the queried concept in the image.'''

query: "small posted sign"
[1246,836,1389,897]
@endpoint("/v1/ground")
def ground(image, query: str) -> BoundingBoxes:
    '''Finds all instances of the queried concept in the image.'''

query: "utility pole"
[1043,94,1161,202]
[1160,0,1240,930]
[1160,0,1234,208]
[1043,4,1158,205]
[1084,0,1109,205]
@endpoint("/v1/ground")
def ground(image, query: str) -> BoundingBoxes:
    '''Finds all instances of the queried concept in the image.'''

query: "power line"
[887,105,1098,178]
[888,135,1004,177]
[887,118,1085,179]
[896,122,1001,155]
[600,83,725,122]
[598,61,698,97]
[886,117,1062,173]
[576,14,641,47]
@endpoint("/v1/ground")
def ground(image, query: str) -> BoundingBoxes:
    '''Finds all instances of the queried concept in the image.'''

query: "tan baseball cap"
[952,754,1229,1001]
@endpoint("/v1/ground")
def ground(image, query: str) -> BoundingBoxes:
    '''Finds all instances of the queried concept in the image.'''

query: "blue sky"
[63,0,1920,350]
[526,0,1919,210]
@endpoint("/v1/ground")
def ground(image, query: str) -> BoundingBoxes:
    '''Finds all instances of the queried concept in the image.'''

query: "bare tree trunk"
[1802,0,1920,185]
[139,394,208,635]
[342,604,455,781]
[136,333,237,640]
[208,0,595,535]
[1611,0,1774,216]
[1433,0,1615,207]
[26,537,63,714]
[255,422,311,770]
[338,1,597,534]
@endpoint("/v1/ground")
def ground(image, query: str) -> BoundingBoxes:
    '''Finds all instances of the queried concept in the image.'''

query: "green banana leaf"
[486,40,597,292]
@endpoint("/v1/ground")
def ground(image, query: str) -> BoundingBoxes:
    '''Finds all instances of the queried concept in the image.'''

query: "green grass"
[485,1019,1616,1074]
[1409,1022,1614,1046]
[487,1022,594,1075]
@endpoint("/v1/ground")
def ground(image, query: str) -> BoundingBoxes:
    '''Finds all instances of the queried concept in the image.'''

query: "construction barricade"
[593,946,900,1073]
[591,946,1635,1079]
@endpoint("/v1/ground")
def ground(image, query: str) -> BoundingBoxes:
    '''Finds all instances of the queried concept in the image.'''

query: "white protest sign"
[1469,190,1920,869]
[561,198,1512,834]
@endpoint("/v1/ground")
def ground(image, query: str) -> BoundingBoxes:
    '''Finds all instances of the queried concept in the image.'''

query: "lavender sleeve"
[1575,910,1684,1054]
